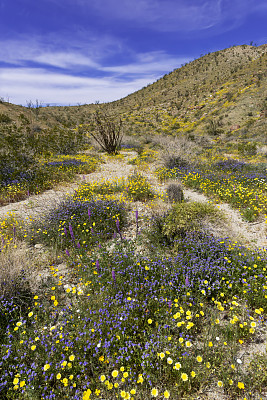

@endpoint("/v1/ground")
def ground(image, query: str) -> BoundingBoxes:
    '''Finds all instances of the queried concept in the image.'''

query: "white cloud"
[101,51,190,75]
[0,37,191,105]
[0,34,123,69]
[72,0,267,33]
[0,67,159,105]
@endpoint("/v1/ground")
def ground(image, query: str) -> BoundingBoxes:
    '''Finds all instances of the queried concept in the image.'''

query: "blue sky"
[0,0,266,106]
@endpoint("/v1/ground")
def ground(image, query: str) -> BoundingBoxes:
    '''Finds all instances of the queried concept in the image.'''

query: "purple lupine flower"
[13,225,16,239]
[27,190,30,197]
[83,175,85,180]
[116,219,120,232]
[135,209,139,238]
[185,275,190,286]
[66,249,70,256]
[112,270,116,283]
[88,208,91,219]
[69,224,75,240]
[77,242,81,249]
[64,226,68,236]
[96,260,100,273]
[168,300,172,310]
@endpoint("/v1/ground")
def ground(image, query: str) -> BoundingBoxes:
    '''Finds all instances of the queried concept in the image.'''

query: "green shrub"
[126,173,155,201]
[162,201,222,240]
[0,113,12,124]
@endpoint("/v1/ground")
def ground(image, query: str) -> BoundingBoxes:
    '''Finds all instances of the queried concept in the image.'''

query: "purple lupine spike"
[112,269,116,283]
[83,175,85,180]
[66,249,70,256]
[77,242,81,249]
[168,300,172,310]
[116,219,123,241]
[13,226,16,239]
[135,209,139,238]
[1,236,4,246]
[64,226,68,236]
[88,208,91,219]
[27,189,30,197]
[185,275,190,286]
[69,223,75,240]
[116,219,120,232]
[96,260,100,273]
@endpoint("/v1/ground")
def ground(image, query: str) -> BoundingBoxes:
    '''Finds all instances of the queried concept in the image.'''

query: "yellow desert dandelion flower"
[164,390,170,398]
[174,362,181,370]
[43,364,50,371]
[181,373,188,381]
[151,388,158,397]
[112,370,119,378]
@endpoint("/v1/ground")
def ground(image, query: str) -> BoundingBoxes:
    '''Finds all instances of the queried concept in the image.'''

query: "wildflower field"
[0,148,266,400]
[0,154,100,205]
[156,156,267,222]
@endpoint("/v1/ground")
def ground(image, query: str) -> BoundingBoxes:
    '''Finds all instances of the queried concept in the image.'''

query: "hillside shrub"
[0,113,12,124]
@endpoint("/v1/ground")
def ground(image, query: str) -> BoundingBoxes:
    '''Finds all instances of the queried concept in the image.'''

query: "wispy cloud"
[101,51,190,75]
[0,38,190,105]
[72,0,267,33]
[0,67,154,105]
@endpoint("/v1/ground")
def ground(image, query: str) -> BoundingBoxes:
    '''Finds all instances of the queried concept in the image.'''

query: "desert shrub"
[163,201,222,240]
[0,153,37,188]
[156,136,200,171]
[237,142,257,156]
[126,173,155,201]
[32,198,127,249]
[0,113,12,124]
[0,248,34,342]
[90,110,123,154]
[206,118,223,136]
[164,154,189,170]
[166,183,184,203]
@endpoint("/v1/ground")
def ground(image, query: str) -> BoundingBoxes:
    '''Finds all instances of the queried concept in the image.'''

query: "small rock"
[34,243,43,249]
